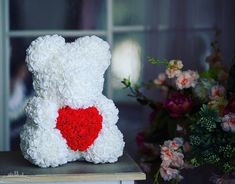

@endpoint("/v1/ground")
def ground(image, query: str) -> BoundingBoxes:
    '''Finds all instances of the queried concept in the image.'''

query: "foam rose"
[20,35,125,168]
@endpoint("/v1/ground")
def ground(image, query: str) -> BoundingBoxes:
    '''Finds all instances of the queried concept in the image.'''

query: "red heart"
[56,106,103,152]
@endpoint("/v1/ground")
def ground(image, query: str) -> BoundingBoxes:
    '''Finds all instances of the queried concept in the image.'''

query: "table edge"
[0,172,146,182]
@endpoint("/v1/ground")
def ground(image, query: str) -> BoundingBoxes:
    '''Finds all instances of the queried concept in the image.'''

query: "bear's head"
[26,35,111,107]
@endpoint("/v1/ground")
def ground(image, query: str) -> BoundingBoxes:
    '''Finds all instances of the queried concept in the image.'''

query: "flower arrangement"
[122,32,235,183]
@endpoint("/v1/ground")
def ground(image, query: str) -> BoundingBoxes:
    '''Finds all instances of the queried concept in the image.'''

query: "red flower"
[56,106,103,152]
[164,93,192,118]
[224,96,235,115]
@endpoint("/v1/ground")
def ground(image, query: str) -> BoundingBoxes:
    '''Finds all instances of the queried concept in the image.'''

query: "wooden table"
[0,152,145,184]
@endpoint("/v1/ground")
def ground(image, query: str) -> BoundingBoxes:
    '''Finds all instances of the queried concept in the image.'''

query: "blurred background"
[0,0,235,164]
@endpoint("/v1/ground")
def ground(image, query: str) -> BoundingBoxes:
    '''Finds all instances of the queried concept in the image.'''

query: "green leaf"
[148,57,169,66]
[199,67,219,79]
[121,77,131,88]
[190,158,201,167]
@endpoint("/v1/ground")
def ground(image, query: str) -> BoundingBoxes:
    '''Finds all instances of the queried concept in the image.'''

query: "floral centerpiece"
[122,33,235,183]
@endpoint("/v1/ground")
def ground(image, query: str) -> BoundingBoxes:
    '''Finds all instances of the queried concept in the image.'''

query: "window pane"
[9,38,34,150]
[148,0,177,29]
[111,32,145,102]
[10,0,106,30]
[113,0,146,26]
[186,0,218,28]
[147,0,218,29]
[189,31,215,70]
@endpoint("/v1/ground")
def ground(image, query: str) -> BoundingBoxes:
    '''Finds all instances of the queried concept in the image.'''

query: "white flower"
[165,60,183,78]
[176,70,199,89]
[166,69,181,78]
[82,124,124,163]
[221,113,235,132]
[169,60,183,69]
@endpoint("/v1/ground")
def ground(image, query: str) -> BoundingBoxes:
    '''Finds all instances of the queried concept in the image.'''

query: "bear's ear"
[75,36,111,73]
[26,35,65,73]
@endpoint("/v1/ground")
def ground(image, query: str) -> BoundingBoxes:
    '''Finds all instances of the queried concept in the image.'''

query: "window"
[0,0,147,150]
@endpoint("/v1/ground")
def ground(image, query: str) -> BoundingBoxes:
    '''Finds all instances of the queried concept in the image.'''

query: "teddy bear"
[20,35,125,168]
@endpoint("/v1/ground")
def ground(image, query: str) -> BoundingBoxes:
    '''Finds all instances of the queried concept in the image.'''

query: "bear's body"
[20,35,125,168]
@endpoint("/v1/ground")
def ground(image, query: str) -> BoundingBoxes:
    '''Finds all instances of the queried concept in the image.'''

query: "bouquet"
[122,32,235,183]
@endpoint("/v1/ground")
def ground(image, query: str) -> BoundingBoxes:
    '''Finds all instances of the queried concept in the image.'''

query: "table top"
[0,151,145,183]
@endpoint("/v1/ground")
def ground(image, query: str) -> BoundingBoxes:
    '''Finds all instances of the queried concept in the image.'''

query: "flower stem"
[154,169,160,184]
[148,57,169,66]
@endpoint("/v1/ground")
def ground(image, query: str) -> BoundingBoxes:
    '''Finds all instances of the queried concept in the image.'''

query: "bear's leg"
[21,97,82,167]
[20,122,70,167]
[82,124,125,163]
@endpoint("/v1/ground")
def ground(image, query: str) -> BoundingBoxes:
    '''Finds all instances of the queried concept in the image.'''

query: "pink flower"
[163,137,183,150]
[161,146,174,164]
[221,113,235,132]
[176,70,199,89]
[188,70,199,79]
[154,73,166,85]
[159,138,185,182]
[165,60,183,78]
[209,85,225,100]
[160,164,183,181]
[164,93,192,118]
[171,151,184,168]
[161,138,184,168]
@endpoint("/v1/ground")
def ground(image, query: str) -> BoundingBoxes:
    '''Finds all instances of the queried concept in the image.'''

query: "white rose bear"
[20,35,125,168]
